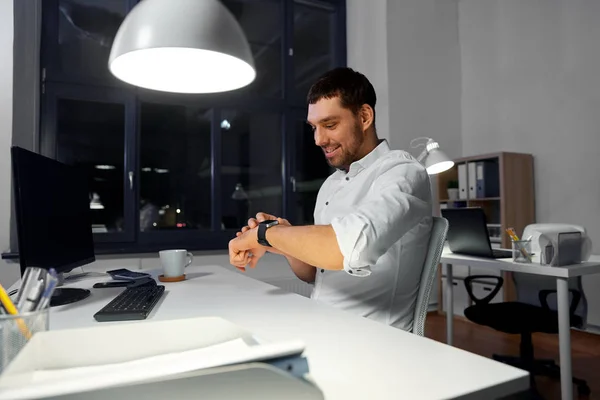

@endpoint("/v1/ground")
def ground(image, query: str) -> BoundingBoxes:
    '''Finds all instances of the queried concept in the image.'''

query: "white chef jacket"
[311,139,433,331]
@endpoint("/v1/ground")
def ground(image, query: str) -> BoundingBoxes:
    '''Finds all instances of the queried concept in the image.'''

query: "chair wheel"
[578,383,591,396]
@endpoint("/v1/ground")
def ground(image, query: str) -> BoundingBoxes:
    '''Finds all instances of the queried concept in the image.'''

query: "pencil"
[506,228,532,262]
[0,283,32,339]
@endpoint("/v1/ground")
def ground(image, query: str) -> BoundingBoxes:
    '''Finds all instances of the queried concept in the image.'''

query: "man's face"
[307,97,365,170]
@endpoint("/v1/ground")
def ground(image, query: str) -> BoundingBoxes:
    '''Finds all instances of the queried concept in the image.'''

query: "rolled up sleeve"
[330,161,431,277]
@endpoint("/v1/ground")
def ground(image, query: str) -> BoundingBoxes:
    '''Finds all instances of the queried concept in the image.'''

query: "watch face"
[261,220,279,228]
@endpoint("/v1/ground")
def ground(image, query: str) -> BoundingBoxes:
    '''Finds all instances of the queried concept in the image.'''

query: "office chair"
[412,216,448,336]
[463,273,590,397]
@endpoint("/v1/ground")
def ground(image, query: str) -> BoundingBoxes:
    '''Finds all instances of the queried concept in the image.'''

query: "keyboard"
[93,284,165,322]
[492,249,513,258]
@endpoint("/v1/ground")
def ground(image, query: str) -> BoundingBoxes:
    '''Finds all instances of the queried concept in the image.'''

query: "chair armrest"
[538,289,581,316]
[463,275,504,305]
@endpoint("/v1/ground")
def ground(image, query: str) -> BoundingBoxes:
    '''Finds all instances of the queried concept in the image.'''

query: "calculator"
[107,268,151,281]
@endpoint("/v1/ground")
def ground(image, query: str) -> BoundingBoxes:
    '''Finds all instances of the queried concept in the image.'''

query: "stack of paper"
[0,317,306,400]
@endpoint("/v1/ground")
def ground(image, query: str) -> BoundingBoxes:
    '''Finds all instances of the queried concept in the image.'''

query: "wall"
[347,0,462,158]
[346,0,390,142]
[386,0,462,159]
[0,0,19,288]
[459,0,600,328]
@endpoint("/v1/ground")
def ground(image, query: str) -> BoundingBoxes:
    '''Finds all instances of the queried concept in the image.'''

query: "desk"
[10,258,528,400]
[440,247,600,400]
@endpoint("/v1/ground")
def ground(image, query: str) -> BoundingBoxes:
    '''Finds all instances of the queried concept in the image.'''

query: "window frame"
[34,0,347,254]
[40,0,139,88]
[40,82,137,244]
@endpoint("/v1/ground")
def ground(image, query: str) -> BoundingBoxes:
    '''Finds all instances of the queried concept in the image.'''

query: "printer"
[522,223,592,266]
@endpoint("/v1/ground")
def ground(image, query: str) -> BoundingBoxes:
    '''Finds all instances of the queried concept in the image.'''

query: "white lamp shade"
[109,0,256,93]
[424,148,454,174]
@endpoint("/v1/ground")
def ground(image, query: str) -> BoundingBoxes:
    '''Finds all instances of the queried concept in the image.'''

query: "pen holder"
[512,240,532,263]
[0,308,49,374]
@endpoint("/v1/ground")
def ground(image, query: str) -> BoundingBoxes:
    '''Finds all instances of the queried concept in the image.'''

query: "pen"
[506,228,532,262]
[35,275,58,312]
[0,283,32,339]
[20,279,45,313]
[16,267,46,311]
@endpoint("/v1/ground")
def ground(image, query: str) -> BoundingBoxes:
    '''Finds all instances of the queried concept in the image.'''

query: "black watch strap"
[257,220,279,247]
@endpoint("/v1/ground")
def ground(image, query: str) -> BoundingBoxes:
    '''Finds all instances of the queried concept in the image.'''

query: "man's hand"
[236,213,291,256]
[228,227,267,272]
[233,212,322,283]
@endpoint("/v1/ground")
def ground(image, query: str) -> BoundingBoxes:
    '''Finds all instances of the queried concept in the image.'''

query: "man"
[229,67,433,331]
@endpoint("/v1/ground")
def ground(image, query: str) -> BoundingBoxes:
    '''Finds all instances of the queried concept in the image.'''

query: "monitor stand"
[49,272,91,307]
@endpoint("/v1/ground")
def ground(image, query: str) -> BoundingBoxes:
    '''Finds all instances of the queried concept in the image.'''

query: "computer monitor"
[11,146,95,306]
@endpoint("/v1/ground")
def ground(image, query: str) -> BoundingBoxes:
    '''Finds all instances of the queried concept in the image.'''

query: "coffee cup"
[159,249,193,278]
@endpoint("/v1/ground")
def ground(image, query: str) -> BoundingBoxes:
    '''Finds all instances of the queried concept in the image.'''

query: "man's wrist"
[247,226,272,251]
[246,226,260,246]
[257,220,279,246]
[264,224,284,248]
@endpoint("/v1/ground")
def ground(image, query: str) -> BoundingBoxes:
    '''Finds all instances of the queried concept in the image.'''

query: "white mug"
[159,249,193,277]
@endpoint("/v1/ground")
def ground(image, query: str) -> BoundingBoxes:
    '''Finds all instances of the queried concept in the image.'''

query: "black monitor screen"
[11,146,95,274]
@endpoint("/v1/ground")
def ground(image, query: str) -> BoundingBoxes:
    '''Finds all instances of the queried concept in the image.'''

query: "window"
[57,99,126,234]
[222,0,283,98]
[288,110,333,224]
[293,2,337,100]
[220,109,283,229]
[40,84,136,244]
[44,0,130,86]
[139,103,213,232]
[39,0,346,253]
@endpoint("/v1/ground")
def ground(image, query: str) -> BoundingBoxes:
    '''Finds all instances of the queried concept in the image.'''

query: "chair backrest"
[513,273,588,327]
[412,216,449,336]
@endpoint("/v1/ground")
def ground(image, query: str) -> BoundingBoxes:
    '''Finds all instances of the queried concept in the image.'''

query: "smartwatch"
[257,220,279,247]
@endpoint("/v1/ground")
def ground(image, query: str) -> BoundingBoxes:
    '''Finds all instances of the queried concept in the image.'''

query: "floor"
[424,314,600,400]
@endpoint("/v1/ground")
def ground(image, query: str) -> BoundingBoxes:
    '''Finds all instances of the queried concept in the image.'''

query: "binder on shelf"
[458,164,467,200]
[467,162,476,199]
[475,161,500,198]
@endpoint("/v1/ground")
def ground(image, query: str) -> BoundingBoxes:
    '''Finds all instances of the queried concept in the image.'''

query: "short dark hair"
[307,67,377,116]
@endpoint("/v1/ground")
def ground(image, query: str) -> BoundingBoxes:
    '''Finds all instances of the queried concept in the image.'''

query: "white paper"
[0,338,305,400]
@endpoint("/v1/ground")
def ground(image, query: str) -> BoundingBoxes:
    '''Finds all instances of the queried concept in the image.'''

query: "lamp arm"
[410,137,431,149]
[416,148,428,163]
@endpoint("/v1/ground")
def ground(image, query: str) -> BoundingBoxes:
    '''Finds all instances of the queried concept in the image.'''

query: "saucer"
[158,274,185,282]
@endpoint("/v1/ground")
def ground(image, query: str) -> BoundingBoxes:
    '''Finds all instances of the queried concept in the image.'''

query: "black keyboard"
[94,284,165,322]
[492,249,513,258]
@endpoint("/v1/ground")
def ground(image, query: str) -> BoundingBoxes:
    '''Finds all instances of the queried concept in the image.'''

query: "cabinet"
[436,152,535,317]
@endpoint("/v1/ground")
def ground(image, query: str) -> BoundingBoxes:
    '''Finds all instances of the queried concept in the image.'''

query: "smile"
[324,146,340,158]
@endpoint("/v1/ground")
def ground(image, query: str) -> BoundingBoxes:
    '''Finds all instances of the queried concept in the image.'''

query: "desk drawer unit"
[442,277,469,317]
[442,264,470,278]
[469,266,502,278]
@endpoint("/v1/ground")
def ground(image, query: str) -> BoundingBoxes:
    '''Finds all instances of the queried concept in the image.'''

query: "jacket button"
[325,202,329,205]
[345,177,349,181]
[321,269,325,273]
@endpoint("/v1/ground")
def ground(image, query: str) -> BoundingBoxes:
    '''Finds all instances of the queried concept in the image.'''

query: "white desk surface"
[441,246,600,278]
[23,260,529,400]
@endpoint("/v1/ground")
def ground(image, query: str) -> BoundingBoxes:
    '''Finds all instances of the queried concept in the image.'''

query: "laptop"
[441,207,513,258]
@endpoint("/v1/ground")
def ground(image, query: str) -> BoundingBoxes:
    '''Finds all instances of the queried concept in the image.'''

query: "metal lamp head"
[109,0,256,93]
[413,138,454,175]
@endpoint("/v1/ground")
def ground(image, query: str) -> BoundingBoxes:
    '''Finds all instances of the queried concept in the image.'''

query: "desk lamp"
[109,0,255,93]
[410,137,454,175]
